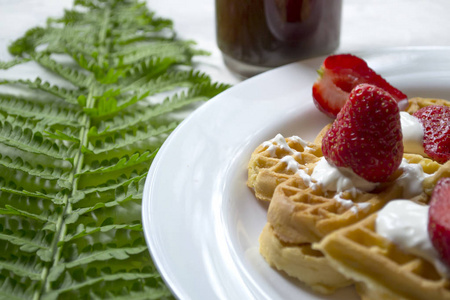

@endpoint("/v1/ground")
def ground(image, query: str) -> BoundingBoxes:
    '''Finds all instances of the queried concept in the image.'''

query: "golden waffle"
[317,212,450,300]
[406,97,450,114]
[250,97,449,294]
[267,155,445,245]
[247,97,449,204]
[259,223,352,294]
[247,134,322,202]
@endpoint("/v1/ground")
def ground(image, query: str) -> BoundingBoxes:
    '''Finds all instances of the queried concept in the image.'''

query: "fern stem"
[40,4,114,296]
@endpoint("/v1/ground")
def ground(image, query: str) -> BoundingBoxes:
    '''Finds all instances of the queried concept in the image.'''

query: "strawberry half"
[312,54,408,118]
[322,84,403,182]
[428,177,450,268]
[413,105,450,164]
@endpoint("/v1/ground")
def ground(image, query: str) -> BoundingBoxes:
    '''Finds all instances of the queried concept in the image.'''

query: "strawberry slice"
[312,54,408,118]
[322,84,403,182]
[428,177,450,267]
[413,105,450,164]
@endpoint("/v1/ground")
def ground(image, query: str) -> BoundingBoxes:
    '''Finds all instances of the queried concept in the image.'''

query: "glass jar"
[215,0,342,78]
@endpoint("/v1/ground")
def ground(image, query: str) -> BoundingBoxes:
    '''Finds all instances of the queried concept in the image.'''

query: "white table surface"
[1,0,450,85]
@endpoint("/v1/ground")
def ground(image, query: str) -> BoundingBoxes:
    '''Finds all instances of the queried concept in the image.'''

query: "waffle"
[248,98,449,204]
[406,97,450,114]
[317,212,450,300]
[249,97,449,295]
[247,134,322,202]
[259,223,352,294]
[268,154,445,245]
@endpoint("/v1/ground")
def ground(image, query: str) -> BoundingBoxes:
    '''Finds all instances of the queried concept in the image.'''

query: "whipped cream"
[261,134,433,214]
[376,200,449,276]
[311,157,379,194]
[262,134,312,157]
[400,111,426,156]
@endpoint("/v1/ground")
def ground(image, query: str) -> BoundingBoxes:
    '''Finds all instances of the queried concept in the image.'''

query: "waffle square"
[317,213,450,300]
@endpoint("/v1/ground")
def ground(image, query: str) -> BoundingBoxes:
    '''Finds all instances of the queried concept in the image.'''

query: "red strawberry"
[312,54,408,118]
[428,177,450,268]
[413,105,450,164]
[322,84,403,182]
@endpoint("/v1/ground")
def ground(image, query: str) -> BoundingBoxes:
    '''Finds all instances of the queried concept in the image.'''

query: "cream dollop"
[400,111,426,156]
[311,157,379,194]
[261,134,434,214]
[376,200,449,276]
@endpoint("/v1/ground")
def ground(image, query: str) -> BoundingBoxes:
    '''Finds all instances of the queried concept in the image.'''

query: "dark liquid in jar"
[216,0,342,76]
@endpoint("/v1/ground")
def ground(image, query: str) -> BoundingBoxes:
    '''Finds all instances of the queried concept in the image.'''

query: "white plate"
[142,47,450,300]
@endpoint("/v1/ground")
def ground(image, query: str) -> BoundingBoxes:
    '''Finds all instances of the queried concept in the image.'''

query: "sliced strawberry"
[312,54,408,118]
[413,105,450,164]
[428,177,450,268]
[321,84,403,182]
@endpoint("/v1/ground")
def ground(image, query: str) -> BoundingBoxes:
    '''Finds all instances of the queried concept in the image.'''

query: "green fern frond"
[0,58,31,69]
[119,56,181,87]
[61,245,148,269]
[85,121,177,154]
[8,26,46,56]
[84,89,150,117]
[80,172,147,195]
[65,194,133,224]
[0,0,230,298]
[0,205,55,223]
[0,277,37,300]
[0,232,50,253]
[0,257,44,281]
[44,128,81,143]
[0,188,65,206]
[0,154,71,186]
[33,54,94,88]
[0,94,82,127]
[0,120,77,161]
[78,149,157,175]
[15,78,81,105]
[63,223,142,243]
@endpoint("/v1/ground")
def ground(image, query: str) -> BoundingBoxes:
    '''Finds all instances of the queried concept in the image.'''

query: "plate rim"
[142,46,450,299]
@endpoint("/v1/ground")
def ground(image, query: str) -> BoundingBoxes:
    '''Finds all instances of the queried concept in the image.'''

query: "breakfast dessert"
[317,178,450,300]
[247,53,450,298]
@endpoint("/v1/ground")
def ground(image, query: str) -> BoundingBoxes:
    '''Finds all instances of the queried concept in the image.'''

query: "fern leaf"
[119,56,180,87]
[0,58,31,69]
[0,278,37,300]
[32,54,94,88]
[80,172,147,195]
[0,256,45,281]
[0,205,54,223]
[85,122,177,154]
[45,270,161,299]
[0,187,65,205]
[62,245,148,269]
[78,149,157,175]
[65,194,134,225]
[0,232,50,253]
[0,153,71,184]
[84,89,150,117]
[44,129,81,143]
[0,119,77,161]
[62,223,142,244]
[0,94,82,127]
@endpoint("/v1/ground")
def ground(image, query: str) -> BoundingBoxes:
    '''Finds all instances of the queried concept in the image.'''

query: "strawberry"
[321,84,403,182]
[428,177,450,268]
[413,105,450,164]
[312,54,408,118]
